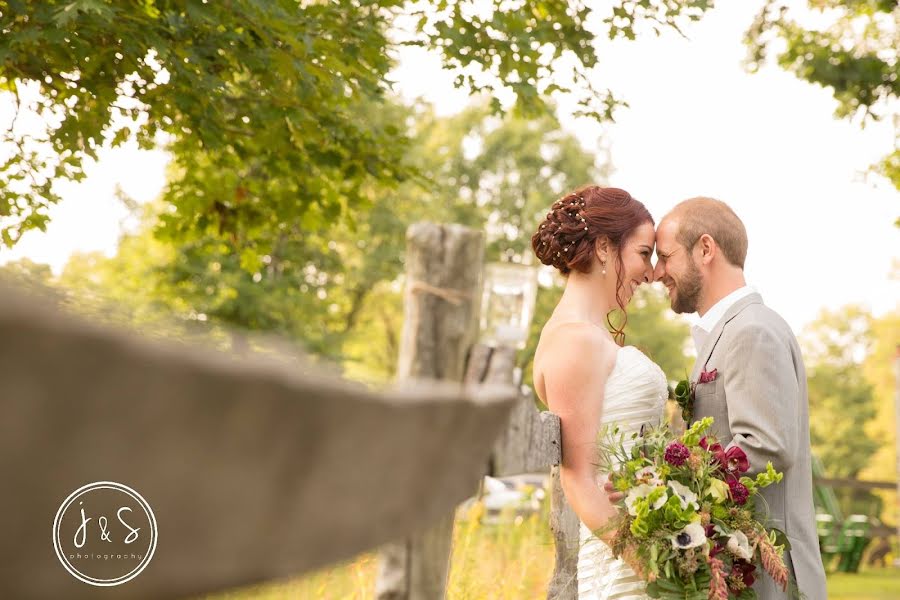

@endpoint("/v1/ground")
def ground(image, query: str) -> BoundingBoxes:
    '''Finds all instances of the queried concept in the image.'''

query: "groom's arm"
[722,322,800,475]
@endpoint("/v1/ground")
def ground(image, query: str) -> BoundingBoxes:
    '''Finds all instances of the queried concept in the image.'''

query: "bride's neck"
[556,271,612,327]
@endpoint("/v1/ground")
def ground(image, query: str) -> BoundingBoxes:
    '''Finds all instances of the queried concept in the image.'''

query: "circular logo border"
[52,481,158,586]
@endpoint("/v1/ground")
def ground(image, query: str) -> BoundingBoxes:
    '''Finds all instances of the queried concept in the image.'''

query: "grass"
[202,501,555,600]
[203,499,899,599]
[828,568,900,600]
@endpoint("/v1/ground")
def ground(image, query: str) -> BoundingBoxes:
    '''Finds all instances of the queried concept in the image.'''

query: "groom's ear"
[697,233,717,265]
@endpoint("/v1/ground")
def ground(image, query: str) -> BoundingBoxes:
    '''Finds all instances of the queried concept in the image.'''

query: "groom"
[652,197,825,599]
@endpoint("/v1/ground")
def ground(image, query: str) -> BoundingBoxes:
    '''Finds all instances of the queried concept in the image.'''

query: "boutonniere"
[670,378,695,423]
[698,368,718,384]
[669,368,718,423]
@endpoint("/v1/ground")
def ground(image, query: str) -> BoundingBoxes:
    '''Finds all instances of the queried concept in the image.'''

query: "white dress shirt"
[691,286,757,352]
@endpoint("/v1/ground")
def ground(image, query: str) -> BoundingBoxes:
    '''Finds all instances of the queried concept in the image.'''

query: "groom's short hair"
[668,197,748,268]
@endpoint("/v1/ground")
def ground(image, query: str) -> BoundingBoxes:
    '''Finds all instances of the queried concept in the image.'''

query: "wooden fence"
[0,221,581,599]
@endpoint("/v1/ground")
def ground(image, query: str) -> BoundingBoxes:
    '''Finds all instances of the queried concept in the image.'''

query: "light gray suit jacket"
[691,293,826,600]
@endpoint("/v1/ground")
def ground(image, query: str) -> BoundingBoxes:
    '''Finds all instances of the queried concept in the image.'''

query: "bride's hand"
[620,543,648,579]
[603,475,625,503]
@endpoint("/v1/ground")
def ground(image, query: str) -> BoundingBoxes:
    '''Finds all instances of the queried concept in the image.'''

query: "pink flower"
[699,368,718,384]
[728,480,750,505]
[665,442,691,466]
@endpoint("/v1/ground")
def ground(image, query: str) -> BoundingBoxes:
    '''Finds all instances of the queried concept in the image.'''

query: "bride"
[531,185,668,600]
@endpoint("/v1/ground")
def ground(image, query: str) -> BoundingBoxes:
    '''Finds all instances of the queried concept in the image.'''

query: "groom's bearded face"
[654,219,704,314]
[669,255,703,314]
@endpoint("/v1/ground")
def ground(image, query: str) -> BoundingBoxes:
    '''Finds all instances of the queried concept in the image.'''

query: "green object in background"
[812,455,874,574]
[835,516,873,574]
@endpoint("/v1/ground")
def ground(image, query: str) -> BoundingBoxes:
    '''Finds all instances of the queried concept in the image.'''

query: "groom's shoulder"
[726,302,797,345]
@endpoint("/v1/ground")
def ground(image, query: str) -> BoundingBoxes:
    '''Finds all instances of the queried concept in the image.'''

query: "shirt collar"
[691,285,757,351]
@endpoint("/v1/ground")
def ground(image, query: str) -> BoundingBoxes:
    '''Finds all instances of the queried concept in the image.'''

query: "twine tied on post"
[408,280,473,306]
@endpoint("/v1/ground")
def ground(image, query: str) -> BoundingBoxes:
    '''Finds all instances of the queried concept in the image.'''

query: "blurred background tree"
[859,303,900,527]
[801,304,899,522]
[745,0,899,197]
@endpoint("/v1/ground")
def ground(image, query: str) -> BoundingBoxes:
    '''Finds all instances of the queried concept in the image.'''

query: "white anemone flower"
[624,484,667,516]
[671,522,708,550]
[668,480,700,511]
[635,465,663,486]
[727,530,754,561]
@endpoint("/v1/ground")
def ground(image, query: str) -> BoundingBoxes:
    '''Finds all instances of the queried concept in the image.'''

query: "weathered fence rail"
[0,269,518,599]
[0,220,580,600]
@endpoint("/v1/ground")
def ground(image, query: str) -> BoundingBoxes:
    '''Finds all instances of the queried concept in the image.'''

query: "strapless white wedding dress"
[577,345,668,600]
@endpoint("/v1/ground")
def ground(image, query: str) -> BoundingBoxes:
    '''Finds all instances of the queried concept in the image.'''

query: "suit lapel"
[691,293,763,380]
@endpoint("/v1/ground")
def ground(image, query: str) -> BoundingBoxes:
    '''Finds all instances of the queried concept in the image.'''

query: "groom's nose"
[652,261,665,282]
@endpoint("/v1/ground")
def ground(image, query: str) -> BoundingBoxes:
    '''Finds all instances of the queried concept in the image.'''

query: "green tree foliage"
[802,305,882,516]
[860,306,900,525]
[0,0,715,247]
[409,104,604,260]
[745,0,900,193]
[39,103,606,378]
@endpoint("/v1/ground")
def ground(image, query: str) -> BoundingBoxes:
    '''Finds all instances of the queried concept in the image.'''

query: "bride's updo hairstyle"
[531,185,653,344]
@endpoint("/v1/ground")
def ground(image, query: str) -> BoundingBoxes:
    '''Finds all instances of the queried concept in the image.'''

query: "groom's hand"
[604,475,625,503]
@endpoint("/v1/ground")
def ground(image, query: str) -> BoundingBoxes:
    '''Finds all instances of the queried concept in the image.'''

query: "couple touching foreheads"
[530,186,826,600]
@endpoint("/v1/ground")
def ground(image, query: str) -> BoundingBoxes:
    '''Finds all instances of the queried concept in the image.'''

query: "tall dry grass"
[204,498,555,600]
[202,495,897,599]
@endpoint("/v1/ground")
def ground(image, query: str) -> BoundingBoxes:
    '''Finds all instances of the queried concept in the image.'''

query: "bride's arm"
[541,326,619,541]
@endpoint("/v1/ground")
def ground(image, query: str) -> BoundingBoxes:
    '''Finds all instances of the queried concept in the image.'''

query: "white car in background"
[464,474,548,524]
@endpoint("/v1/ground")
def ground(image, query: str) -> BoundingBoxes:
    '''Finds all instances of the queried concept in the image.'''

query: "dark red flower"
[665,442,691,466]
[710,542,725,558]
[728,480,750,505]
[700,436,720,452]
[699,368,718,384]
[700,436,726,467]
[731,561,756,587]
[724,446,750,475]
[704,524,717,539]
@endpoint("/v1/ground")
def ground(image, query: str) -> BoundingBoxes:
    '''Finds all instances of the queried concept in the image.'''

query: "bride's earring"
[601,261,607,275]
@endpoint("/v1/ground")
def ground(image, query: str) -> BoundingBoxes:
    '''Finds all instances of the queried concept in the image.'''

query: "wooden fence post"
[467,342,579,600]
[547,460,581,600]
[375,222,484,600]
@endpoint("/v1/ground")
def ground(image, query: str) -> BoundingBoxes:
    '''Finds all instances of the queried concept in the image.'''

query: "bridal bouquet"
[596,417,793,599]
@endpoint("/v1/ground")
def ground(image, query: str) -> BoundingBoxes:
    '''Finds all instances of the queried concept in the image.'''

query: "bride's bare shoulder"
[532,321,619,409]
[534,320,618,376]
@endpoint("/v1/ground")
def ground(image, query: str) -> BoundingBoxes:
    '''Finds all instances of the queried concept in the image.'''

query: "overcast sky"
[1,0,896,334]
